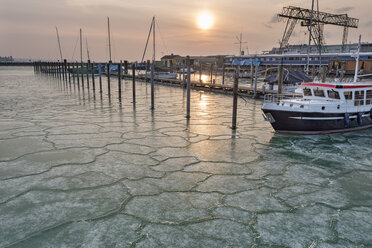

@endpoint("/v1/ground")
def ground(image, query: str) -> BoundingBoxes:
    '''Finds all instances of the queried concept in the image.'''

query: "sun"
[197,12,213,30]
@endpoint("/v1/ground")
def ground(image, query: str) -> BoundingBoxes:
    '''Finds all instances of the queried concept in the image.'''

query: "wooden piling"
[86,60,90,89]
[278,64,284,95]
[68,63,71,84]
[222,64,225,85]
[81,62,84,87]
[76,62,80,87]
[232,67,239,130]
[151,62,154,109]
[99,64,102,93]
[186,56,191,119]
[72,63,75,84]
[132,64,136,103]
[118,62,122,100]
[91,62,95,91]
[124,60,128,75]
[253,64,259,98]
[107,63,111,95]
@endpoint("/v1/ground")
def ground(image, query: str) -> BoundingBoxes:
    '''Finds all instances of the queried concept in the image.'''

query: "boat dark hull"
[262,109,372,134]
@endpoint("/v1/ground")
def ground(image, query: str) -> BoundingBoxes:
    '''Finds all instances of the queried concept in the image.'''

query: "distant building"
[0,56,13,62]
[161,54,227,69]
[266,43,372,54]
[160,53,182,68]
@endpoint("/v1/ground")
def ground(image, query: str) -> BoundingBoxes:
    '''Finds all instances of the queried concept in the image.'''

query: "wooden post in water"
[67,63,71,84]
[199,64,202,83]
[81,62,84,87]
[210,64,213,84]
[150,62,155,110]
[278,63,284,96]
[72,63,75,84]
[64,59,68,82]
[186,56,191,119]
[222,63,225,85]
[58,62,62,80]
[321,66,326,83]
[232,67,239,130]
[124,60,128,75]
[86,60,90,89]
[253,64,259,98]
[118,62,122,100]
[62,61,65,81]
[98,64,102,93]
[91,62,95,91]
[76,62,80,87]
[132,64,136,103]
[107,63,111,95]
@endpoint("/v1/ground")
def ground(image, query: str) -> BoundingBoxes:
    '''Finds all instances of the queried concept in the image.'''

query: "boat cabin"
[300,82,372,107]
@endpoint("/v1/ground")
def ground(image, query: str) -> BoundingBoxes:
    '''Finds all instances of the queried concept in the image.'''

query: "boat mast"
[354,34,361,83]
[306,0,315,73]
[108,17,112,62]
[55,27,63,61]
[153,16,155,62]
[80,28,83,64]
[86,37,90,61]
[140,17,153,63]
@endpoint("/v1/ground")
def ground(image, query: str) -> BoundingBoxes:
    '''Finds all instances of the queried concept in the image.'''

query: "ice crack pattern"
[0,67,372,247]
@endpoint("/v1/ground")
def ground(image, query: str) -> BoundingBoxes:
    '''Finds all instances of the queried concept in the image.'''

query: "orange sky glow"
[1,0,372,61]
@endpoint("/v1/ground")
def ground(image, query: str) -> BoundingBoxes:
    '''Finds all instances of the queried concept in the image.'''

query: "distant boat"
[263,70,313,92]
[139,71,178,80]
[179,68,195,73]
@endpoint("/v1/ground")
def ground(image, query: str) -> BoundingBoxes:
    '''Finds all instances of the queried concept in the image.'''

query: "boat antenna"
[141,17,154,63]
[107,17,112,62]
[353,34,362,83]
[80,28,83,63]
[305,0,315,73]
[55,27,63,61]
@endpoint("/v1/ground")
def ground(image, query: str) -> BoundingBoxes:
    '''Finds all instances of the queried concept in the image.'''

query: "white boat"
[262,81,372,134]
[262,34,372,134]
[139,71,178,80]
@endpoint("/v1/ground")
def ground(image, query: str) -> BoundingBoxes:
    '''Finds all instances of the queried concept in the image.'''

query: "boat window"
[344,91,352,100]
[354,90,364,106]
[303,88,312,96]
[327,90,340,99]
[314,89,325,97]
[366,90,372,105]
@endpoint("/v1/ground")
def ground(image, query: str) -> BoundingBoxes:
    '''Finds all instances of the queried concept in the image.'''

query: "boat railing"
[263,94,301,104]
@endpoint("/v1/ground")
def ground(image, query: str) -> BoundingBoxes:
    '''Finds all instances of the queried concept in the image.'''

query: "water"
[0,67,371,248]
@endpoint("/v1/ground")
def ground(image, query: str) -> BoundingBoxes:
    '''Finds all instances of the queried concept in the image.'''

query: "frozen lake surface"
[1,67,372,247]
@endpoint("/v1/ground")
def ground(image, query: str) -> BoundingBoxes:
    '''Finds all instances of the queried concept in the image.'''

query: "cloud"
[263,23,272,29]
[365,21,372,27]
[335,7,354,13]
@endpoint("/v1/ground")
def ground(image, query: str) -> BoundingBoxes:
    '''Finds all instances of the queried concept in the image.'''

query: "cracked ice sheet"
[10,214,141,248]
[0,136,53,161]
[124,192,222,223]
[137,219,254,247]
[0,184,130,247]
[256,205,335,248]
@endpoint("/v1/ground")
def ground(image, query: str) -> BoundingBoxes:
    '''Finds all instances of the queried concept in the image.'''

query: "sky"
[1,0,372,62]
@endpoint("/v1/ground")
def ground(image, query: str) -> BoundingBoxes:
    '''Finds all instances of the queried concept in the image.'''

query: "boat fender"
[344,113,350,127]
[357,112,363,125]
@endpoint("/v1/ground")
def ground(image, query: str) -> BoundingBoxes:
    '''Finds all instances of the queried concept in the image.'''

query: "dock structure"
[33,61,281,98]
